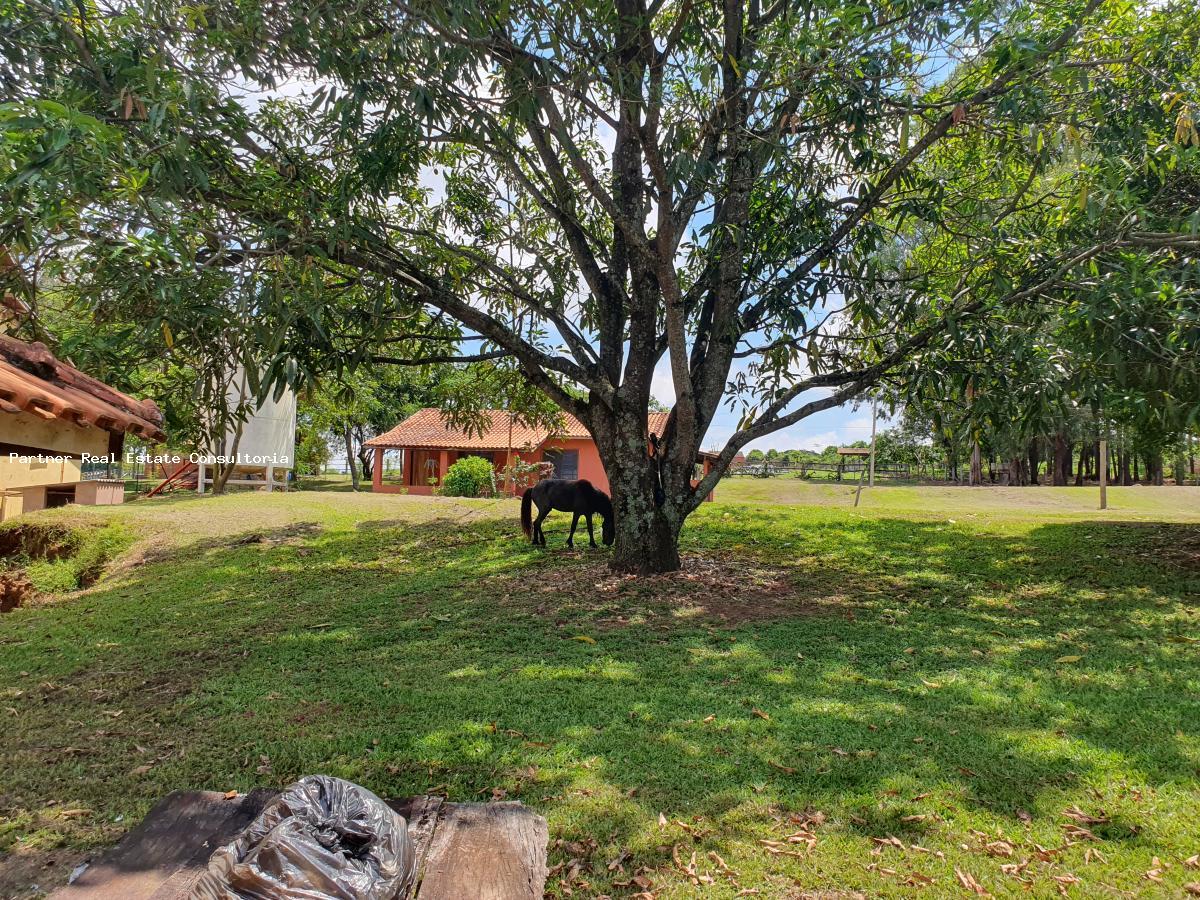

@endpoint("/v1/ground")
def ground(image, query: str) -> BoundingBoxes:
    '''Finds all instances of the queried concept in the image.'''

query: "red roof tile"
[367,408,677,450]
[0,336,166,441]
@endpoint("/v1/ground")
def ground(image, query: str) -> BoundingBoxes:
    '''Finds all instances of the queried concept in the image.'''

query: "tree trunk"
[344,425,360,491]
[970,441,983,486]
[1052,433,1070,486]
[600,414,684,575]
[211,418,245,496]
[1027,438,1040,485]
[1008,456,1024,486]
[1145,452,1164,486]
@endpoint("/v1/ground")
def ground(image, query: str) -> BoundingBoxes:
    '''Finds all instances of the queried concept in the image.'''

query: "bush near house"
[439,455,497,497]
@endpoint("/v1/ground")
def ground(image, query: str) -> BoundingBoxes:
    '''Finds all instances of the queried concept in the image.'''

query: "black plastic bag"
[193,775,416,900]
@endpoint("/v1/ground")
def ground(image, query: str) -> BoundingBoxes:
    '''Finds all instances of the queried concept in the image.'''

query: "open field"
[2,483,1199,897]
[717,477,1200,521]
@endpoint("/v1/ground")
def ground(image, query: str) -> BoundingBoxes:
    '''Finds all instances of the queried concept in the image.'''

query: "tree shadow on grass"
[1,515,1197,894]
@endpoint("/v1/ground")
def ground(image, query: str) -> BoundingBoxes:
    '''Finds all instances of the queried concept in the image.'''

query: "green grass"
[1,520,136,594]
[1,484,1199,897]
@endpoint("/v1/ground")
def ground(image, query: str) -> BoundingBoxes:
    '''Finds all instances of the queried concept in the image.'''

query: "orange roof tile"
[367,408,678,450]
[0,336,166,441]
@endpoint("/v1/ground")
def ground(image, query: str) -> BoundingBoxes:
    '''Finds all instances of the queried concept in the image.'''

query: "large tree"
[2,0,1197,571]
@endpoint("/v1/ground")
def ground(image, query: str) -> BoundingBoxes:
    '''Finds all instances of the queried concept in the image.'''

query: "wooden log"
[52,789,273,900]
[416,801,548,900]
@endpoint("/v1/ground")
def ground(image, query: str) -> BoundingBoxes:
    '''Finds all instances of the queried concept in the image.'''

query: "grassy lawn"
[2,483,1199,897]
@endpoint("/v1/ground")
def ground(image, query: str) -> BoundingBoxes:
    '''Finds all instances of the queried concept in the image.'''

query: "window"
[544,449,579,480]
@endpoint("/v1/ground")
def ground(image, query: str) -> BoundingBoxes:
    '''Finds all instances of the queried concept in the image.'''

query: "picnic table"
[51,789,548,900]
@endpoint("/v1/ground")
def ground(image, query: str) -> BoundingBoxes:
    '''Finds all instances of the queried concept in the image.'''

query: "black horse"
[521,479,614,548]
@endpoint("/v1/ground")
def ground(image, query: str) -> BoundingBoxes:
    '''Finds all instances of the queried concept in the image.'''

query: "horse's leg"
[533,506,551,546]
[586,514,596,548]
[567,513,579,549]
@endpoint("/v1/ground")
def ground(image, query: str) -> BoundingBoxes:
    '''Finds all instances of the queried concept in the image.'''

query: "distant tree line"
[742,408,1198,486]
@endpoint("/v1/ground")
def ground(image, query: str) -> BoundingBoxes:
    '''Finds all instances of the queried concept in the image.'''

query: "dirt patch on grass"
[0,524,79,562]
[497,552,847,627]
[0,571,35,612]
[0,843,91,900]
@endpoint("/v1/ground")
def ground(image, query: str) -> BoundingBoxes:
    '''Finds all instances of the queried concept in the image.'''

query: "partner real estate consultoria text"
[6,452,292,465]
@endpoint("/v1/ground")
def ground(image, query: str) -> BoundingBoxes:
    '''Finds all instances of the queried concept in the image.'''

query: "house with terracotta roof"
[365,408,718,499]
[0,335,166,521]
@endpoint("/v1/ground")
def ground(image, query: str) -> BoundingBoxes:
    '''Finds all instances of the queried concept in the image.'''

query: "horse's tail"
[520,488,534,538]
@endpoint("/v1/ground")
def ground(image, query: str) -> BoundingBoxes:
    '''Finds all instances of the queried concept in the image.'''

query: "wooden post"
[505,412,515,495]
[437,449,449,487]
[869,397,878,487]
[196,461,206,495]
[1099,438,1107,510]
[373,448,384,492]
[265,465,275,492]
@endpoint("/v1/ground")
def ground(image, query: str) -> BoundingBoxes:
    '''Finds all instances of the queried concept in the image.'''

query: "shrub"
[440,456,497,497]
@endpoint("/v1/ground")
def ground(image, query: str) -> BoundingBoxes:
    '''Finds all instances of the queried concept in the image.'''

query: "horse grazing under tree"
[521,479,614,548]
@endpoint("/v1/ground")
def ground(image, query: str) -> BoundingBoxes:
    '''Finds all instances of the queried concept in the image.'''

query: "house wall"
[1,409,120,522]
[369,436,716,501]
[536,438,607,491]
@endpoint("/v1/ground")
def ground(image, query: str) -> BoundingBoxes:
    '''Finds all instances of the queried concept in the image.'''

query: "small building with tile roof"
[0,335,166,521]
[366,408,718,499]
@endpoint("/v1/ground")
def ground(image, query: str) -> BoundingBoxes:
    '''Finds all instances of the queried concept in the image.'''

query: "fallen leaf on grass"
[751,708,770,721]
[1062,824,1099,841]
[759,839,808,858]
[1055,655,1082,664]
[1186,855,1200,869]
[1052,873,1081,894]
[607,849,630,872]
[572,635,596,644]
[768,761,796,774]
[130,764,154,776]
[954,868,990,896]
[1062,806,1109,825]
[789,809,827,829]
[1184,883,1200,895]
[984,841,1014,857]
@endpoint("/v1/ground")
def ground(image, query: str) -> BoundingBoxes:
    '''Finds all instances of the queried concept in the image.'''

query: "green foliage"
[439,455,497,497]
[294,426,332,475]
